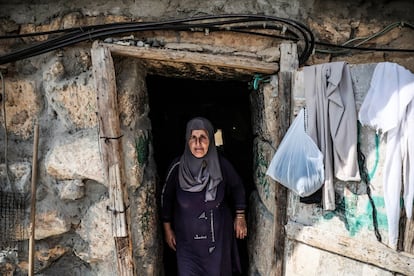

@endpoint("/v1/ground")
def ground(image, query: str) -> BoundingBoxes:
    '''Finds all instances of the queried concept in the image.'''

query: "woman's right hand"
[163,222,176,251]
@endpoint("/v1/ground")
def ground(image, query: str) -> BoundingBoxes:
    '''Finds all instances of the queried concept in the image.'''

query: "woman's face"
[188,129,210,158]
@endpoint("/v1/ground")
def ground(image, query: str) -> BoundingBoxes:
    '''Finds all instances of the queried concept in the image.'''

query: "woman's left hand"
[234,215,247,239]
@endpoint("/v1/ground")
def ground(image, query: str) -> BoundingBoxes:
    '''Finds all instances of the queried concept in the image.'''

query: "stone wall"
[0,0,413,275]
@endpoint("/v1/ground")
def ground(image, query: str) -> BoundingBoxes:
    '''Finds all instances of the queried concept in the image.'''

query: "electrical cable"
[316,41,414,53]
[0,17,277,59]
[1,16,412,64]
[315,21,414,54]
[0,14,314,66]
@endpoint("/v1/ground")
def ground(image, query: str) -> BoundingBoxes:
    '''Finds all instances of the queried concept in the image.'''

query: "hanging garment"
[359,62,414,249]
[304,61,361,211]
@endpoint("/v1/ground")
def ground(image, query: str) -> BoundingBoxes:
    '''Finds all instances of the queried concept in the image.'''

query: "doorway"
[147,75,254,275]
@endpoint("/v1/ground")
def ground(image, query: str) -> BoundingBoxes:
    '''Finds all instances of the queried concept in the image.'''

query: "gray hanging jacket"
[304,61,361,211]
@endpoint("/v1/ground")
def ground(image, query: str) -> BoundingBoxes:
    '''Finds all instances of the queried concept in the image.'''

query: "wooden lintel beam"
[101,42,278,75]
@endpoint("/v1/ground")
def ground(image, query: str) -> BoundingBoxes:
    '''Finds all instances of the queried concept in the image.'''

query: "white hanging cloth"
[359,62,414,249]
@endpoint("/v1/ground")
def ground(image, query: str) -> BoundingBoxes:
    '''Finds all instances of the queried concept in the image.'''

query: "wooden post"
[273,43,298,276]
[91,41,134,276]
[404,217,414,253]
[28,121,39,276]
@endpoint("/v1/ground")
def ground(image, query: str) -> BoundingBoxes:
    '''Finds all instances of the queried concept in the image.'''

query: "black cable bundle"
[0,14,314,66]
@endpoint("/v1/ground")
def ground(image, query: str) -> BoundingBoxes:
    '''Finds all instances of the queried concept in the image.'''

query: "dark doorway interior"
[147,75,254,276]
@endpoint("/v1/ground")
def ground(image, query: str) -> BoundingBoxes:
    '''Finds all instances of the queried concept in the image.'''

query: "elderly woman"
[161,117,247,275]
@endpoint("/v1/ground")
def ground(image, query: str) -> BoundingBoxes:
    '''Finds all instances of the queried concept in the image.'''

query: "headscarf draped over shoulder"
[179,117,223,201]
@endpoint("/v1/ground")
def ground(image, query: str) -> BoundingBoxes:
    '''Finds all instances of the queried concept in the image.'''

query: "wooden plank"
[91,41,126,237]
[109,164,127,237]
[404,217,414,253]
[115,237,135,276]
[272,43,298,276]
[286,221,414,275]
[102,42,278,74]
[91,41,134,276]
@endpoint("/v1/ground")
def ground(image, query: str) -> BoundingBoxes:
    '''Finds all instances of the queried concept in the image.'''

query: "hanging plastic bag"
[266,108,324,197]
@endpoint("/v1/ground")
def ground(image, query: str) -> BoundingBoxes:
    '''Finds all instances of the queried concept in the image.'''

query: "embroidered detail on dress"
[210,210,215,243]
[198,212,207,219]
[194,235,207,240]
[209,246,215,253]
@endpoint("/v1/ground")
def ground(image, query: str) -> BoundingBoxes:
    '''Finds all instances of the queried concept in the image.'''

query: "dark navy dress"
[161,155,246,276]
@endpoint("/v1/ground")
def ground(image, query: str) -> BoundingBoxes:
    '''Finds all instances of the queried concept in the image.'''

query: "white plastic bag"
[266,108,324,197]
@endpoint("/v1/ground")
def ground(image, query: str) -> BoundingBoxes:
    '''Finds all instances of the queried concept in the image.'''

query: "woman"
[161,117,248,275]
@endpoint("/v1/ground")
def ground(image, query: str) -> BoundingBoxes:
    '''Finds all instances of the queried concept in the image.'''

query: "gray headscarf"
[179,117,223,201]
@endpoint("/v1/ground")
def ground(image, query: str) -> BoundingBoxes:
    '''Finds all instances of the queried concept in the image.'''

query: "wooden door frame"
[91,40,296,276]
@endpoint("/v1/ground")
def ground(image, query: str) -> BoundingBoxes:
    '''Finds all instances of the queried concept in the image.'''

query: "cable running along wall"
[0,14,315,66]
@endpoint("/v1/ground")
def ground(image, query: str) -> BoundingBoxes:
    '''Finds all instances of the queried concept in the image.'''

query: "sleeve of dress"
[220,156,247,211]
[161,161,179,223]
